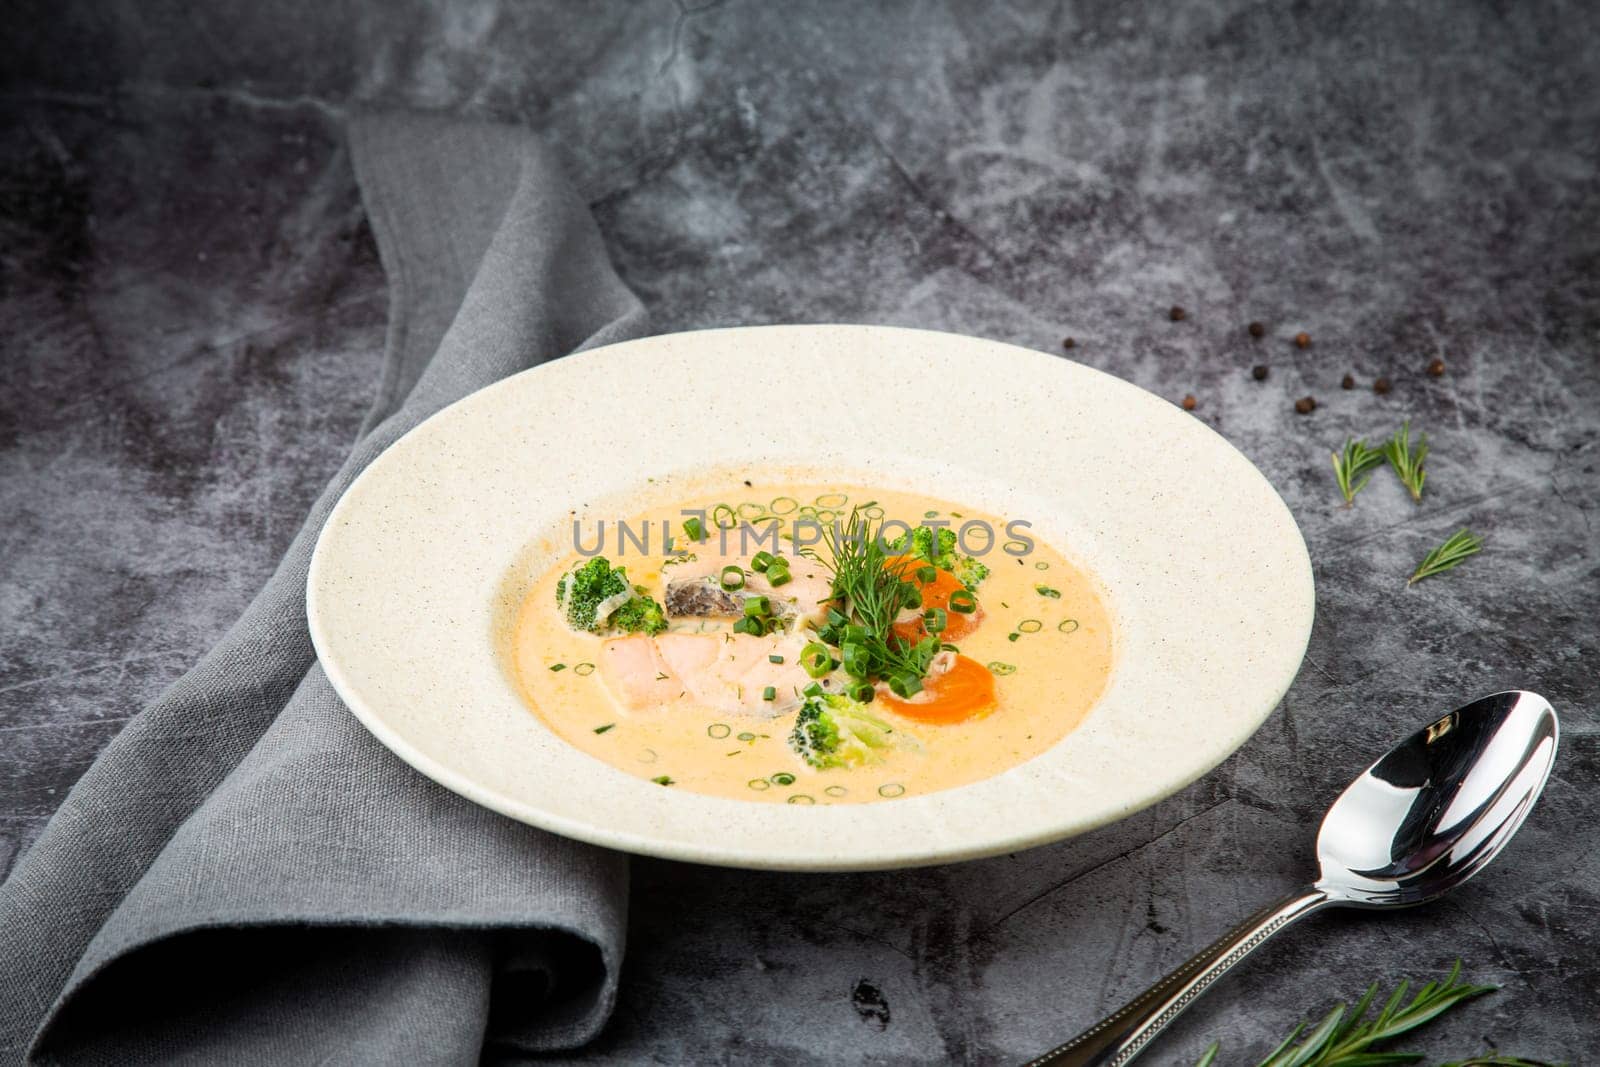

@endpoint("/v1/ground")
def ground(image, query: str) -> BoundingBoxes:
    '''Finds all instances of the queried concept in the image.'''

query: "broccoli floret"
[555,557,633,632]
[887,526,989,590]
[788,693,899,769]
[611,590,668,636]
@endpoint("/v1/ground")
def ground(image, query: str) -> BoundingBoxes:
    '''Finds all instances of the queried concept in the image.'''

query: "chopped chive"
[762,685,777,701]
[768,653,785,664]
[707,723,731,739]
[877,783,905,798]
[747,778,770,791]
[737,501,766,520]
[744,595,771,616]
[948,589,978,614]
[841,641,872,678]
[682,516,705,542]
[801,642,832,678]
[924,509,938,518]
[737,731,756,742]
[721,565,745,590]
[574,662,595,675]
[651,775,674,786]
[766,563,792,587]
[847,681,875,703]
[923,607,948,634]
[1018,619,1042,633]
[1034,561,1049,570]
[802,681,824,698]
[987,662,1017,676]
[1003,540,1029,554]
[770,496,799,514]
[751,550,776,572]
[548,663,567,672]
[771,772,796,786]
[732,616,762,636]
[712,503,737,529]
[1058,619,1080,633]
[593,723,616,734]
[888,673,922,698]
[1036,584,1062,599]
[815,492,849,508]
[825,785,848,797]
[787,794,815,805]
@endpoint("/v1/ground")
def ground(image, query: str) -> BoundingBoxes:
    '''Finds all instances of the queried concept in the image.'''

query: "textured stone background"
[2,2,1597,1062]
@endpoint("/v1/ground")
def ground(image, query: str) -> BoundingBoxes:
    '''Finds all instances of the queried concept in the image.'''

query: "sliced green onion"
[768,654,785,664]
[987,661,1017,676]
[651,775,674,786]
[1003,539,1029,554]
[1035,561,1050,570]
[801,642,831,678]
[825,785,848,797]
[737,731,756,742]
[733,616,763,636]
[1007,632,1020,642]
[766,564,792,587]
[802,681,824,698]
[707,723,731,739]
[787,794,815,805]
[815,509,837,523]
[712,503,737,529]
[915,564,937,584]
[948,589,978,614]
[1036,584,1062,599]
[548,663,567,672]
[743,595,771,616]
[877,783,905,798]
[771,772,796,786]
[815,492,849,508]
[888,673,923,699]
[593,723,615,734]
[721,565,745,590]
[847,681,875,704]
[574,662,595,676]
[862,505,884,519]
[751,550,776,572]
[1018,619,1042,633]
[770,496,799,514]
[923,608,948,634]
[682,517,705,542]
[841,641,872,678]
[762,685,777,702]
[924,510,938,518]
[737,501,766,520]
[748,778,770,791]
[1058,619,1080,634]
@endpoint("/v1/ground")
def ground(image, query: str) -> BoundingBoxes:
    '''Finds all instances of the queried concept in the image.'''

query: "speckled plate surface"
[307,325,1314,871]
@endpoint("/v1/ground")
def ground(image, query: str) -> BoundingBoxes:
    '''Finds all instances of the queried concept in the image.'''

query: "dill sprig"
[1330,437,1386,506]
[817,508,940,685]
[1408,529,1484,586]
[1382,420,1430,502]
[1197,961,1521,1067]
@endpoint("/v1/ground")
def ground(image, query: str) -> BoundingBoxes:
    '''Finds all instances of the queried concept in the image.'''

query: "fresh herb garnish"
[650,775,675,786]
[549,663,567,672]
[1035,584,1061,598]
[1197,961,1533,1067]
[1330,437,1385,505]
[593,723,615,734]
[816,508,943,693]
[1382,420,1429,502]
[1409,529,1484,586]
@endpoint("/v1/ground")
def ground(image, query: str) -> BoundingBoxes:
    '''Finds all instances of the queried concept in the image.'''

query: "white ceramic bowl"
[307,325,1313,870]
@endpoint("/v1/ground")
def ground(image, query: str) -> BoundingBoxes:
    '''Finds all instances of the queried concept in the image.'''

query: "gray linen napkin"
[0,112,648,1065]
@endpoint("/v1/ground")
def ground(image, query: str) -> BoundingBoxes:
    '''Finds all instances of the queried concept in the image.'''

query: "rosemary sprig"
[1381,420,1430,502]
[1409,529,1484,586]
[1197,961,1509,1067]
[1330,437,1386,506]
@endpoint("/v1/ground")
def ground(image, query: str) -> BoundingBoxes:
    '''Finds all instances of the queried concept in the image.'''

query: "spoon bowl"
[1028,690,1560,1066]
[1316,690,1558,907]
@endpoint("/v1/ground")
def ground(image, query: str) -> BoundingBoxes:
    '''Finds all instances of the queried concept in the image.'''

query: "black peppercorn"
[1427,358,1445,377]
[1181,394,1197,411]
[1373,377,1392,395]
[1062,337,1076,350]
[1294,396,1317,414]
[1342,374,1355,390]
[1251,364,1269,381]
[1248,322,1265,338]
[1294,332,1312,349]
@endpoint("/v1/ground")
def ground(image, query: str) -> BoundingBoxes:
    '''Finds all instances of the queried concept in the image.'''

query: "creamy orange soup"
[510,483,1113,804]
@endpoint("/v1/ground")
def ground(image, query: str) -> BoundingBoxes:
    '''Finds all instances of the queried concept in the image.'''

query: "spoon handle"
[1022,887,1331,1067]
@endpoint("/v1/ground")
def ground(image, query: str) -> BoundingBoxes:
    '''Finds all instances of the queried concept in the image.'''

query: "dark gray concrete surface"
[2,2,1597,1062]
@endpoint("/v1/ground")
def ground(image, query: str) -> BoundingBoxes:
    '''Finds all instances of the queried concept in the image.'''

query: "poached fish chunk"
[662,549,833,625]
[599,631,836,717]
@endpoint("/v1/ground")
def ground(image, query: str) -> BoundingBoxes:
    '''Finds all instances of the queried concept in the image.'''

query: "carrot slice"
[879,654,996,724]
[887,556,983,643]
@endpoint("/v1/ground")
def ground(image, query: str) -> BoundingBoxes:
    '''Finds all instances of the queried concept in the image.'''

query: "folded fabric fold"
[0,111,648,1065]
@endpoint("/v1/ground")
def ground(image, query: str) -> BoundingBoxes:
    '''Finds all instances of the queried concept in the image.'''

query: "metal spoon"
[1026,689,1559,1067]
